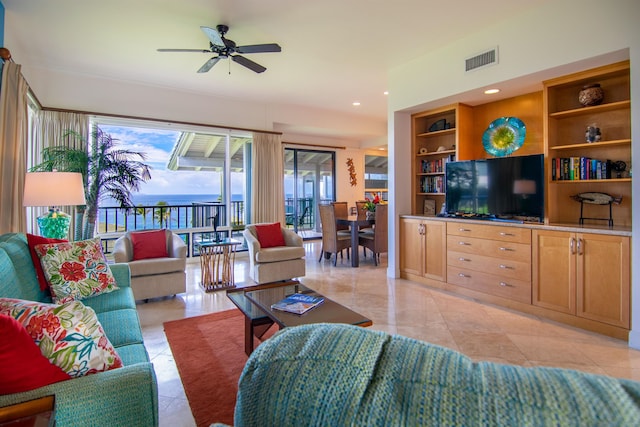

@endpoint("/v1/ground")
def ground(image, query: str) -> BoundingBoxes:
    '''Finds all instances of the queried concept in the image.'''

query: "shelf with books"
[544,60,631,227]
[411,103,472,215]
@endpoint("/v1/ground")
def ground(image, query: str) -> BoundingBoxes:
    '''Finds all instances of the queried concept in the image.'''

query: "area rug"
[163,309,277,427]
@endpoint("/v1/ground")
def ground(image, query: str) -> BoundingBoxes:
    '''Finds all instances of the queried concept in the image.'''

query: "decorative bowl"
[482,117,526,157]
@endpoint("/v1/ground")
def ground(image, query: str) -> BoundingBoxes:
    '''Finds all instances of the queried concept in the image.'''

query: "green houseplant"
[31,127,151,240]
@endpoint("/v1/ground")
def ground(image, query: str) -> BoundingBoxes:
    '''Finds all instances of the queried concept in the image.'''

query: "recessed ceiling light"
[484,88,500,94]
[383,91,389,95]
[352,101,361,106]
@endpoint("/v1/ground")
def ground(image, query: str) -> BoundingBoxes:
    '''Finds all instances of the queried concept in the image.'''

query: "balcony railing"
[97,198,320,257]
[96,201,245,257]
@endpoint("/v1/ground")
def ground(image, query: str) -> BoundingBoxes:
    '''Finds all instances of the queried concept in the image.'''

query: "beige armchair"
[113,229,187,301]
[243,224,306,285]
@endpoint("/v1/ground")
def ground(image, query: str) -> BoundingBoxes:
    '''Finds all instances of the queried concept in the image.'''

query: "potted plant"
[31,127,151,240]
[362,193,384,219]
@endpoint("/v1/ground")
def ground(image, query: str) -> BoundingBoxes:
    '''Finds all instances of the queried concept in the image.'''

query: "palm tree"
[134,204,148,229]
[154,201,172,228]
[31,127,151,240]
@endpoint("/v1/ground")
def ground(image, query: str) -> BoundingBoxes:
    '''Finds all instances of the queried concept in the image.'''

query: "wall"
[387,0,640,346]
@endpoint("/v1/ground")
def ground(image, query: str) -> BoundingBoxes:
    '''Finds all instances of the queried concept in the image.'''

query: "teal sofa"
[232,323,640,426]
[0,233,158,427]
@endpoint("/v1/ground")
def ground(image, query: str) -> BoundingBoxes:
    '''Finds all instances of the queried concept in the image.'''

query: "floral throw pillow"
[0,298,123,378]
[35,238,118,304]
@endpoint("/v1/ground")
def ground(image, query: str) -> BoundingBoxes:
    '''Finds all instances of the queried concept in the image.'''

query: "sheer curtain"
[0,62,29,234]
[28,110,89,236]
[251,132,285,224]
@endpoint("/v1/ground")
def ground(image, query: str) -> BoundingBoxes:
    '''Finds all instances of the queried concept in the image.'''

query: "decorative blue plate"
[482,117,526,157]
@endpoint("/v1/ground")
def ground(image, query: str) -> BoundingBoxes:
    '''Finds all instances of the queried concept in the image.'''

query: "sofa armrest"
[168,233,187,259]
[0,362,158,427]
[112,236,132,263]
[242,228,260,262]
[282,227,303,247]
[110,263,131,288]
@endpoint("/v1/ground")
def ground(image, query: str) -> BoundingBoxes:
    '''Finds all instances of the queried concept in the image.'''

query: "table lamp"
[23,172,86,239]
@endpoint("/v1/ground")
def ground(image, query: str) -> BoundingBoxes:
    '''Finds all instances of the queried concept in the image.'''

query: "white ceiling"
[2,0,548,123]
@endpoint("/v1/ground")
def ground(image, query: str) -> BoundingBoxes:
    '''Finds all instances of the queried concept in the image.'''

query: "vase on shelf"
[366,210,375,220]
[578,83,604,107]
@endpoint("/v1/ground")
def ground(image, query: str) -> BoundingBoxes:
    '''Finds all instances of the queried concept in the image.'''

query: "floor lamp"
[23,172,86,239]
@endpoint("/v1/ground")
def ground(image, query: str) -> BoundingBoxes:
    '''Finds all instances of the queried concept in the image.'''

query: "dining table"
[336,215,375,267]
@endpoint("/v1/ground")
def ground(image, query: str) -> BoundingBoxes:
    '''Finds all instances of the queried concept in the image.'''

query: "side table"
[196,238,242,292]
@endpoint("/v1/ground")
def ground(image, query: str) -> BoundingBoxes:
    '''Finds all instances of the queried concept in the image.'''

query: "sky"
[99,124,226,196]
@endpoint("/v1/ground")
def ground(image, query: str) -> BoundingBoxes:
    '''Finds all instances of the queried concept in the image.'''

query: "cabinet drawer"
[447,222,531,244]
[448,266,532,304]
[448,250,531,281]
[447,235,531,262]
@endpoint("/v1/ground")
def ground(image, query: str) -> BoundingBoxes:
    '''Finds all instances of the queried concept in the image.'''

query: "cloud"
[97,124,249,197]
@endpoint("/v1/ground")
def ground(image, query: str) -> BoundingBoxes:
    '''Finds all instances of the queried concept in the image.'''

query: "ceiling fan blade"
[235,43,282,54]
[198,57,221,73]
[157,48,211,53]
[231,55,266,73]
[200,26,225,48]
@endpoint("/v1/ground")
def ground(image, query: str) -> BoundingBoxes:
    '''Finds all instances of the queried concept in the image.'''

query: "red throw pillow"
[130,229,169,260]
[255,223,286,248]
[0,314,71,394]
[26,233,67,291]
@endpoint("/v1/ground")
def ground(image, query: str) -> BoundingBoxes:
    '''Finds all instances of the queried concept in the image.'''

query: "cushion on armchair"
[130,229,169,260]
[254,222,286,248]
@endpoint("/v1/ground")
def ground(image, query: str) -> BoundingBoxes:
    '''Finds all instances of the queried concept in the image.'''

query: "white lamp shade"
[23,172,86,207]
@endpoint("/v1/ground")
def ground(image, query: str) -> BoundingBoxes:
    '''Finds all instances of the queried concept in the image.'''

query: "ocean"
[101,193,244,207]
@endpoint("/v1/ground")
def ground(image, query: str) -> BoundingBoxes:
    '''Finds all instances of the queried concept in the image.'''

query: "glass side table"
[195,238,242,292]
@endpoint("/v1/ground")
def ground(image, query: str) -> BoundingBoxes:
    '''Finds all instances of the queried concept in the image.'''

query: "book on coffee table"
[271,293,325,315]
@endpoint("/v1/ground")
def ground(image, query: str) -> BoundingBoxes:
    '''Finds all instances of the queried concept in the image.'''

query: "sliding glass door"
[284,148,335,236]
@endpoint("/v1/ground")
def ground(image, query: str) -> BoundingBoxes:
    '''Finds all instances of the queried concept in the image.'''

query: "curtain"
[0,62,29,234]
[251,132,285,224]
[28,110,89,236]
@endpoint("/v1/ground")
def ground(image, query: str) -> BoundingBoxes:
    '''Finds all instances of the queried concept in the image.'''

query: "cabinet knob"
[458,241,471,246]
[499,282,514,287]
[577,238,584,255]
[459,257,471,262]
[499,232,515,237]
[459,228,471,232]
[499,247,515,252]
[458,273,471,278]
[499,264,514,270]
[570,237,576,254]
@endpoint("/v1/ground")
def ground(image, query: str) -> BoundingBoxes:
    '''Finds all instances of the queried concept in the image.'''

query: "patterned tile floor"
[135,240,640,427]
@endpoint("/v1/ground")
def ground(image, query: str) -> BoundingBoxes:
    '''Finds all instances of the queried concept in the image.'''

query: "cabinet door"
[423,220,446,282]
[399,218,424,276]
[532,230,576,314]
[576,233,630,328]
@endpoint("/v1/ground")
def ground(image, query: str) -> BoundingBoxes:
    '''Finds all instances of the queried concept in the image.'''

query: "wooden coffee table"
[227,281,372,355]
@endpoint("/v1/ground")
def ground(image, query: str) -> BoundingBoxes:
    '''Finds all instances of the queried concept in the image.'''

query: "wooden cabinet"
[532,230,630,328]
[446,223,532,303]
[399,217,446,282]
[411,104,472,215]
[544,61,631,227]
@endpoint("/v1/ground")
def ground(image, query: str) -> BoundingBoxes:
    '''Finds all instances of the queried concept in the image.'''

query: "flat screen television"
[444,154,544,223]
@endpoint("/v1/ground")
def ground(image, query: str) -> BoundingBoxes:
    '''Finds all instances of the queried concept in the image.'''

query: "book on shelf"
[271,293,325,315]
[551,157,612,181]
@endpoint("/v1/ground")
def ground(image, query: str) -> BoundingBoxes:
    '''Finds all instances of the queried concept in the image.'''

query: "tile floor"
[136,240,640,427]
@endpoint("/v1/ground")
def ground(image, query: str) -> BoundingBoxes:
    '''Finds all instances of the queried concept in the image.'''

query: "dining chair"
[358,203,387,266]
[331,201,351,237]
[355,200,374,234]
[318,204,351,266]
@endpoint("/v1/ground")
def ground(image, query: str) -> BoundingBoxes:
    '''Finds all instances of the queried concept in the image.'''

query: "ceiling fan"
[157,24,281,74]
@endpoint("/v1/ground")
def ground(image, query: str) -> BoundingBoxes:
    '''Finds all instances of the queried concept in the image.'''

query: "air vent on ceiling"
[465,47,498,72]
